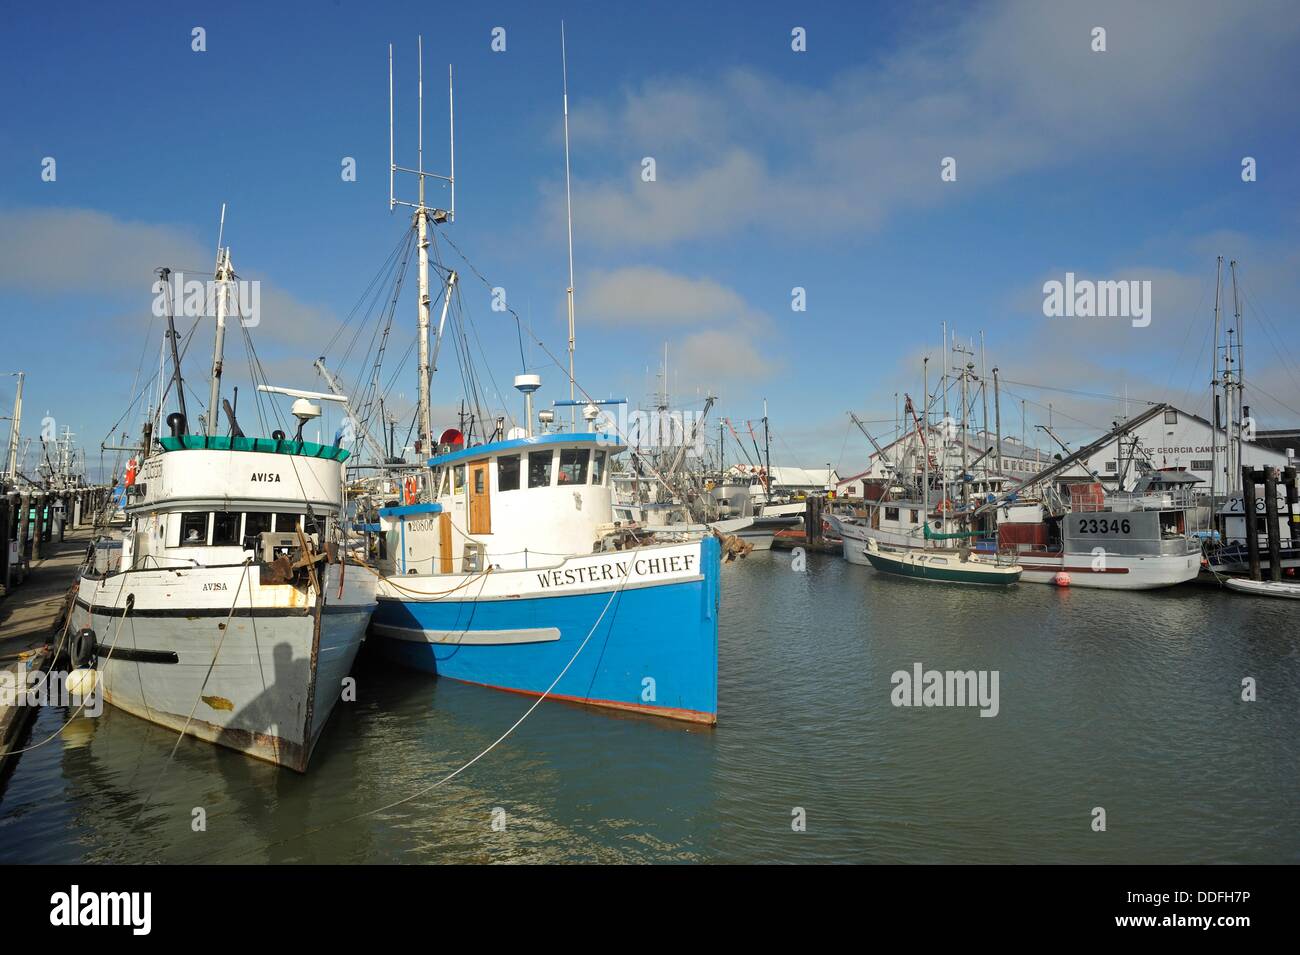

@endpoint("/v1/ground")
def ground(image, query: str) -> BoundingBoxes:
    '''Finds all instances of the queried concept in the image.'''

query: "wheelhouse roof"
[426,431,625,468]
[158,434,351,462]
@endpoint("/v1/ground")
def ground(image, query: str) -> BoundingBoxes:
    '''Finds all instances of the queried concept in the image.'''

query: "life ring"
[938,498,955,514]
[403,477,418,505]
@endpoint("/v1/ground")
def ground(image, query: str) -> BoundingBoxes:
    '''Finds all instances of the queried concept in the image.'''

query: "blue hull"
[369,538,720,723]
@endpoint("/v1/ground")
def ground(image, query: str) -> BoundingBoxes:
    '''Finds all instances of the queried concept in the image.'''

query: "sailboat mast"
[562,22,577,429]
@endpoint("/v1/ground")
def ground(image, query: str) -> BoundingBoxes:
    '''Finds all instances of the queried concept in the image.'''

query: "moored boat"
[863,537,1021,585]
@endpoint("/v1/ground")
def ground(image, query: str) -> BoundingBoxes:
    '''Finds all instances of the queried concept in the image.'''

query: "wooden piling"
[1263,467,1283,583]
[1242,466,1261,581]
[1285,467,1299,548]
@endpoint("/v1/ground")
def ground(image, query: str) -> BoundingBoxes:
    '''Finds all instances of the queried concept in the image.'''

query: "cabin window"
[212,511,240,546]
[497,454,521,491]
[528,450,553,488]
[274,513,302,533]
[558,449,589,485]
[885,506,899,521]
[453,465,466,494]
[591,450,606,485]
[243,512,272,547]
[910,509,919,523]
[179,512,209,546]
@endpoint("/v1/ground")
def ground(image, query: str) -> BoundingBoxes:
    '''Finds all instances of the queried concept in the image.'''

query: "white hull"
[830,516,921,565]
[71,562,375,771]
[1014,551,1201,590]
[1224,577,1300,599]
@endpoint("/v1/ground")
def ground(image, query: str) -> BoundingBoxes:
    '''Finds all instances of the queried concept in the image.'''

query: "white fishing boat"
[68,239,376,771]
[997,474,1203,590]
[72,422,376,771]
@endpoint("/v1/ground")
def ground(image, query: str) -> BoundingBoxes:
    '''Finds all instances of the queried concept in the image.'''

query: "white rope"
[193,555,637,863]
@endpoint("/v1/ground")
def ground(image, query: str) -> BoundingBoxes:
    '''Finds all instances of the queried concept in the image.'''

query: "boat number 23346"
[1078,518,1132,534]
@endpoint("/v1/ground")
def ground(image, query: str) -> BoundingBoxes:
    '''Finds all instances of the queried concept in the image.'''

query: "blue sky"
[2,0,1299,480]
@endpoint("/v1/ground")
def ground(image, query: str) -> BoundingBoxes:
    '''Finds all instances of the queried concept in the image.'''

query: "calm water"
[2,551,1297,863]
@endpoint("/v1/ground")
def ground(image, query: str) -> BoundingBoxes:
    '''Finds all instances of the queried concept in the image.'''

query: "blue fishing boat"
[368,430,720,723]
[361,41,719,724]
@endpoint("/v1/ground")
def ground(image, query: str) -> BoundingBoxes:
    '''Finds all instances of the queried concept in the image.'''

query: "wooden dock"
[0,527,92,777]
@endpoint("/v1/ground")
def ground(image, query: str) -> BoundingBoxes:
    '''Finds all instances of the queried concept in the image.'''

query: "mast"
[1230,259,1244,494]
[159,267,187,427]
[207,204,231,436]
[561,22,577,429]
[979,331,990,459]
[415,37,434,455]
[763,398,772,502]
[993,365,1003,477]
[922,357,930,548]
[4,371,22,480]
[1210,256,1222,506]
[390,37,455,460]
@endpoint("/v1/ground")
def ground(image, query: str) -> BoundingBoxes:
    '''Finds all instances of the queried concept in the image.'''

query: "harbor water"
[2,550,1296,863]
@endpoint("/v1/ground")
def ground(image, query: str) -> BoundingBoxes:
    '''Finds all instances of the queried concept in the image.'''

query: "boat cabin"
[115,434,349,571]
[378,432,624,575]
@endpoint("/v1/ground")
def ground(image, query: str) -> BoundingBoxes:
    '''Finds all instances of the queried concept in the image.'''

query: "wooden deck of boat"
[0,528,91,778]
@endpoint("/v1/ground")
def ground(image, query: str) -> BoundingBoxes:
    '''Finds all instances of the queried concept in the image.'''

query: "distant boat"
[862,536,1021,585]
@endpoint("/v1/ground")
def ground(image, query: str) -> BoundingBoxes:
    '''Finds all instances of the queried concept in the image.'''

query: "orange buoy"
[1053,572,1071,587]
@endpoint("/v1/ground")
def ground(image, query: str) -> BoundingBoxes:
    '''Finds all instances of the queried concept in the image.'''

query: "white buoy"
[1053,572,1071,587]
[66,668,99,697]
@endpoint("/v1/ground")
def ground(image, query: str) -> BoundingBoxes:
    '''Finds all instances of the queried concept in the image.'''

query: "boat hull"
[1014,549,1202,589]
[1224,577,1300,599]
[863,542,1021,585]
[369,538,720,723]
[70,563,374,771]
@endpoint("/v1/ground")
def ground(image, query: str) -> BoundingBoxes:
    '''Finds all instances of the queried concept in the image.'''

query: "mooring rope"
[185,550,639,864]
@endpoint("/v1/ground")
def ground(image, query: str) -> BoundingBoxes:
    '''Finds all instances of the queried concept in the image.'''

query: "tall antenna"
[562,21,577,428]
[389,39,454,222]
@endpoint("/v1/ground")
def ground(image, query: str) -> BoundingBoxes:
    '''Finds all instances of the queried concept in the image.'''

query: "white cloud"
[550,0,1300,247]
[582,265,762,327]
